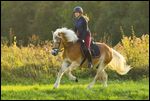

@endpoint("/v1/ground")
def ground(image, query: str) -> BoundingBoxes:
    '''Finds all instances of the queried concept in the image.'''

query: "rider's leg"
[86,48,93,68]
[85,33,93,68]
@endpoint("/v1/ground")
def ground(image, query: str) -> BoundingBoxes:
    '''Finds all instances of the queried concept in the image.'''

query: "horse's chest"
[62,51,72,62]
[63,50,80,62]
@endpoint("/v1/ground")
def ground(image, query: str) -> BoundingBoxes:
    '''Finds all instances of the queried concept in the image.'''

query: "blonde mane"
[53,27,78,43]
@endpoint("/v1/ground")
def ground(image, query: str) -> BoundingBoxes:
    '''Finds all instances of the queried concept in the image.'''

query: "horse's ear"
[51,31,54,35]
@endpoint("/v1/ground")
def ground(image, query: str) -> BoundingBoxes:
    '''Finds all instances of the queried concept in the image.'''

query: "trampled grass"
[1,78,149,100]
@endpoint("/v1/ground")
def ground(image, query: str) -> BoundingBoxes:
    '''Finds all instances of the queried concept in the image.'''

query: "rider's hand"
[82,40,85,43]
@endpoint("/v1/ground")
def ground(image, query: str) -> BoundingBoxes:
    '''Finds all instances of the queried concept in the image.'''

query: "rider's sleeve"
[74,26,77,33]
[78,17,87,40]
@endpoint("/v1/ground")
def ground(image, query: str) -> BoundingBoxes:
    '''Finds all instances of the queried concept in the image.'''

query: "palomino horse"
[51,27,131,89]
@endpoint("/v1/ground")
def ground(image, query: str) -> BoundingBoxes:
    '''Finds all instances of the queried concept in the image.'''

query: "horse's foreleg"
[66,71,78,82]
[53,61,69,88]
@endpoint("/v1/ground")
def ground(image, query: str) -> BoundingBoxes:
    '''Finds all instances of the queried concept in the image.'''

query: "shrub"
[113,27,149,79]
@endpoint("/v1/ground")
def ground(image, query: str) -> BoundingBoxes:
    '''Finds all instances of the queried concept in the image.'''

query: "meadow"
[1,33,149,100]
[1,78,149,100]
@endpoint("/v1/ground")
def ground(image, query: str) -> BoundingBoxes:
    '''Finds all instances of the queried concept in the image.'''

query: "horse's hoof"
[53,83,59,89]
[53,85,58,89]
[87,86,91,89]
[103,84,108,88]
[53,86,59,89]
[87,84,93,89]
[75,78,78,82]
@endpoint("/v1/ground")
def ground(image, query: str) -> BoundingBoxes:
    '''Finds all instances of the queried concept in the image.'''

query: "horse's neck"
[63,41,82,61]
[62,40,81,52]
[62,41,74,49]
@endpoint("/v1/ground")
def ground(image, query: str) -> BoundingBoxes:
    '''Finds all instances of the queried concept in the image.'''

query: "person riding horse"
[73,6,93,68]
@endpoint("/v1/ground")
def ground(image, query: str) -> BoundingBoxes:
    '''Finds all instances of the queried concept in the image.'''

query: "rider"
[73,6,93,68]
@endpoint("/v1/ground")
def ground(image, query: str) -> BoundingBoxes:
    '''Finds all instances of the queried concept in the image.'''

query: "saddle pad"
[80,41,100,58]
[90,42,100,58]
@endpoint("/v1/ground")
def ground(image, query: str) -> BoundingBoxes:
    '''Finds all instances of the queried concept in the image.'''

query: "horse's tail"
[108,48,132,75]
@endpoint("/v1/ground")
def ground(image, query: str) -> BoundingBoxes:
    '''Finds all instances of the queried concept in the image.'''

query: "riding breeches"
[84,33,91,49]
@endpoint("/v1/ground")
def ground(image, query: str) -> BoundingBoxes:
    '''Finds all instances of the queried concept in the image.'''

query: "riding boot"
[86,48,93,68]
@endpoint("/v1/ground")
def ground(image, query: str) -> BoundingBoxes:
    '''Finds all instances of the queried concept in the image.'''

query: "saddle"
[79,40,100,58]
[90,41,101,58]
[78,40,100,66]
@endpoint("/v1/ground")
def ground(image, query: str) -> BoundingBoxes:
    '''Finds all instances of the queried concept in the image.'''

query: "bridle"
[51,37,63,56]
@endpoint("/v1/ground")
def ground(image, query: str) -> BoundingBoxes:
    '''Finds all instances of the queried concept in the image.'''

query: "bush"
[114,28,149,79]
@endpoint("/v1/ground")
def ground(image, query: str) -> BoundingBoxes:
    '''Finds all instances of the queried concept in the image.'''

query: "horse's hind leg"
[53,60,69,88]
[98,70,108,87]
[87,56,105,89]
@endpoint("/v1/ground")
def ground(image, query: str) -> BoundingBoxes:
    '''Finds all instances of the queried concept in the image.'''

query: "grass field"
[1,78,149,100]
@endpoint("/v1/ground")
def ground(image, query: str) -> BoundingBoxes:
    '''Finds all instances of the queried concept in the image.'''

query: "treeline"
[1,1,149,46]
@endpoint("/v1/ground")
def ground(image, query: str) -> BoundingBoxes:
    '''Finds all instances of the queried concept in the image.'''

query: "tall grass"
[1,41,62,83]
[1,29,149,83]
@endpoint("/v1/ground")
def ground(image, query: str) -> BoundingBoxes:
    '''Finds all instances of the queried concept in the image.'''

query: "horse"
[51,27,131,89]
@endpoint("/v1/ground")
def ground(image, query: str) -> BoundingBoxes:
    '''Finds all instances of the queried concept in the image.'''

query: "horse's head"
[51,27,78,56]
[51,32,64,56]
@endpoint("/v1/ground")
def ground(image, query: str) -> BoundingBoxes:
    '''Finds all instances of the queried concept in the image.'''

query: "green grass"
[1,78,149,100]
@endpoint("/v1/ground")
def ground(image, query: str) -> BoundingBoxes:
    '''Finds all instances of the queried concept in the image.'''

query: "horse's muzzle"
[51,49,59,56]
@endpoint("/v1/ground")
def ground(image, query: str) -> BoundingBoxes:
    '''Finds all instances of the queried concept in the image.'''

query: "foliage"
[1,41,62,83]
[115,27,149,68]
[113,27,149,79]
[1,1,149,46]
